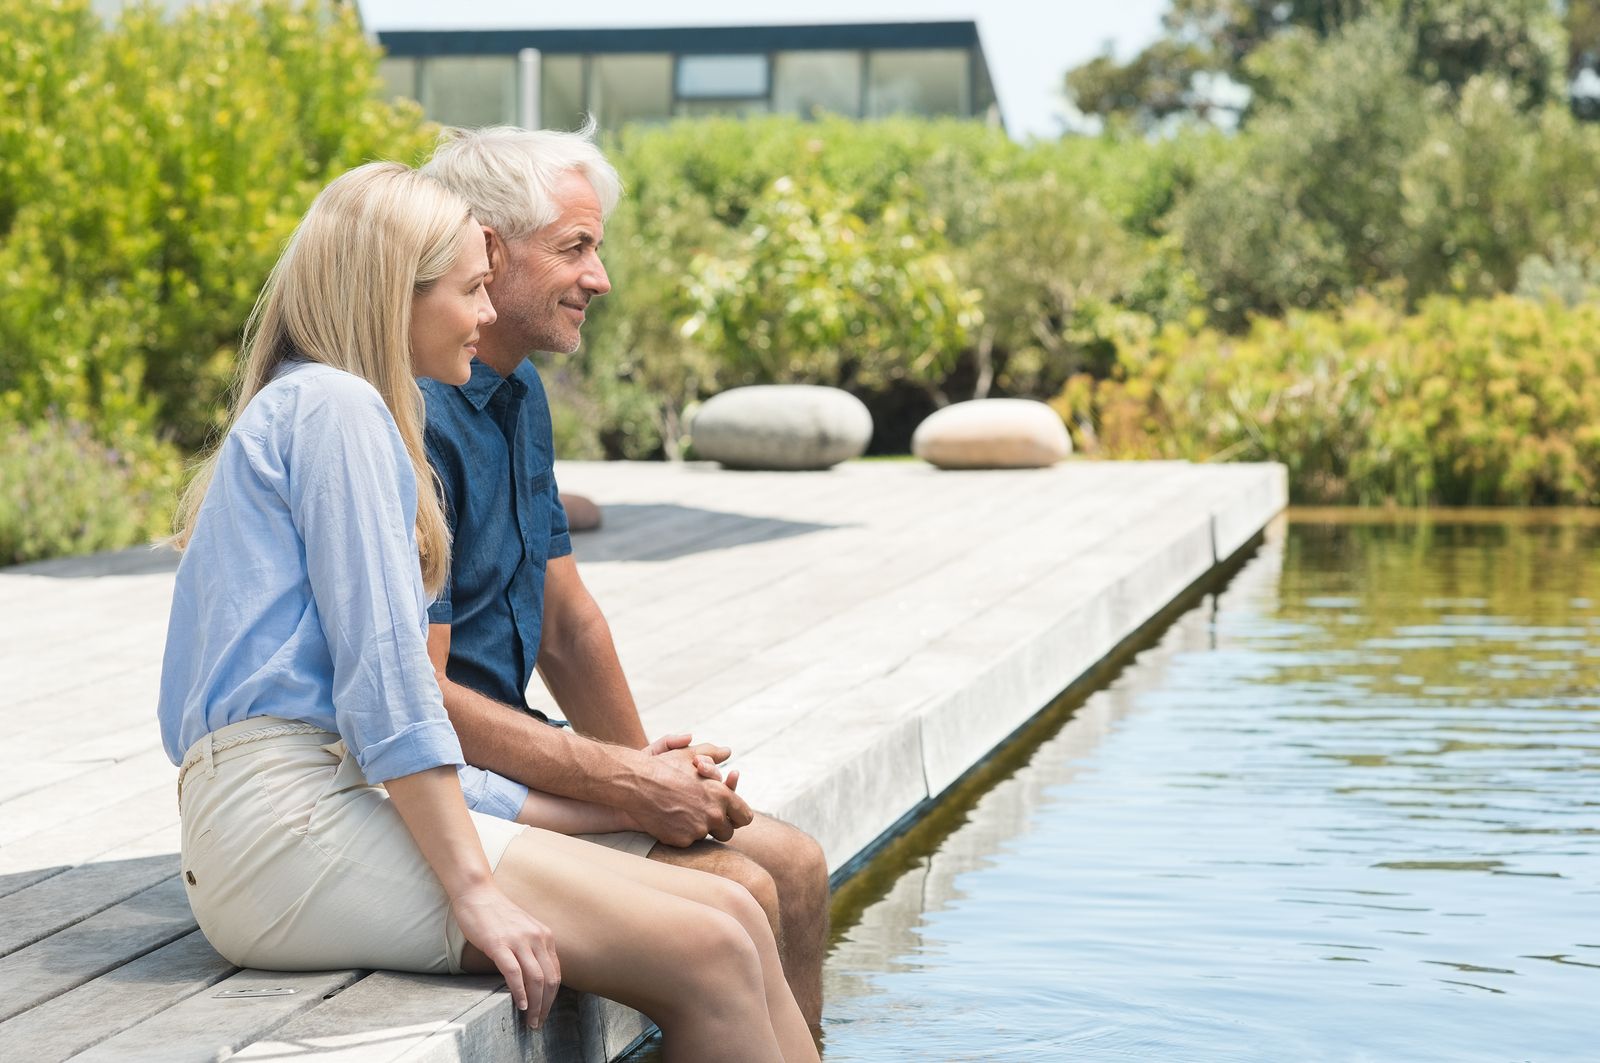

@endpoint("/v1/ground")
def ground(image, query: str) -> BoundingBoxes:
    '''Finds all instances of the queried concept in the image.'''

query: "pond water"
[817,514,1600,1061]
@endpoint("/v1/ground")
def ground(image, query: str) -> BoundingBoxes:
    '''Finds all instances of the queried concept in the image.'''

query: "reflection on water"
[820,515,1600,1062]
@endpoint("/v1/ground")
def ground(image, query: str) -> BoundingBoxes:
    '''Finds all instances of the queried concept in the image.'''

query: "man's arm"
[427,622,752,847]
[534,555,646,746]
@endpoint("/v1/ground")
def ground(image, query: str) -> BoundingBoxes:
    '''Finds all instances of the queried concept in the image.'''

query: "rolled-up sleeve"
[547,469,572,560]
[286,377,463,784]
[457,765,531,821]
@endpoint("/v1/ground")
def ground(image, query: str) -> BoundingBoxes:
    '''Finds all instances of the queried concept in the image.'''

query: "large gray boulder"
[690,385,873,470]
[912,399,1071,469]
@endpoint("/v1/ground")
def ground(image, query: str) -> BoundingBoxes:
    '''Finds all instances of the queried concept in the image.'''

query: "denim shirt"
[157,362,464,785]
[421,359,572,810]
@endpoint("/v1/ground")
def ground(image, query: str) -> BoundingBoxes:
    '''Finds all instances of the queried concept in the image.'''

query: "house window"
[377,56,418,102]
[773,50,863,118]
[590,53,673,129]
[422,55,518,127]
[676,54,769,99]
[865,49,969,118]
[541,54,586,131]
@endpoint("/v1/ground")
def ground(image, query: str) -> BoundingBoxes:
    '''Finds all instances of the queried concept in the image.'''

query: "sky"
[357,1,1171,139]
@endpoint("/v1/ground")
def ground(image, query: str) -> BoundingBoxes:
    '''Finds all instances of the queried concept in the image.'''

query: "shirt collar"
[458,358,514,411]
[510,357,543,391]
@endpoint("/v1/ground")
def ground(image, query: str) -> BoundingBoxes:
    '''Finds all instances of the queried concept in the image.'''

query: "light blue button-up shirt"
[157,361,466,787]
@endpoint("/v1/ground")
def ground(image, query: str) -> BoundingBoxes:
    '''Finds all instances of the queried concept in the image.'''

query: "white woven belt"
[177,721,331,795]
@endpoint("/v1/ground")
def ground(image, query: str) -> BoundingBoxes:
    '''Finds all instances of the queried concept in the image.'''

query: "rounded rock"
[690,385,873,471]
[911,399,1072,470]
[559,492,602,532]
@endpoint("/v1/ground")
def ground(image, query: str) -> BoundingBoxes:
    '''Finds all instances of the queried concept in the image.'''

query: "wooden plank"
[610,462,1132,652]
[0,747,174,848]
[578,467,944,617]
[609,466,1098,712]
[227,972,520,1063]
[0,785,177,899]
[605,462,1071,662]
[0,930,231,1062]
[0,878,195,1021]
[11,711,161,764]
[641,467,1194,746]
[569,465,869,568]
[387,985,654,1063]
[73,965,364,1063]
[0,848,177,957]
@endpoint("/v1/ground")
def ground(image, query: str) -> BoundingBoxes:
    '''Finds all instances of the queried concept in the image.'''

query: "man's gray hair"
[422,120,622,240]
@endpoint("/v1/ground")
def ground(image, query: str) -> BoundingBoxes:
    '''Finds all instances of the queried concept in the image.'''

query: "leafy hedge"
[0,414,179,565]
[0,0,433,562]
[1054,295,1600,506]
[0,0,434,453]
[566,116,1227,457]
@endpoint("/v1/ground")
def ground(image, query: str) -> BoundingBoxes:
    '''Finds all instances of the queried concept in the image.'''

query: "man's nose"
[583,258,611,297]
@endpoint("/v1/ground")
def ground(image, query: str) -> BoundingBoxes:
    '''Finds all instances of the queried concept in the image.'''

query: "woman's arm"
[514,789,638,835]
[384,766,560,1029]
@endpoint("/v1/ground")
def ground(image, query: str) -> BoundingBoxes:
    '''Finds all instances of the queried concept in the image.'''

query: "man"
[418,125,829,1026]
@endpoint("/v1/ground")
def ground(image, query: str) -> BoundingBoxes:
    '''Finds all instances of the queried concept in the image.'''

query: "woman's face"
[411,221,495,385]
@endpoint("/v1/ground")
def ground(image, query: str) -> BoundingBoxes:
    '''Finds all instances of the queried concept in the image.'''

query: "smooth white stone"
[690,385,873,470]
[912,398,1072,469]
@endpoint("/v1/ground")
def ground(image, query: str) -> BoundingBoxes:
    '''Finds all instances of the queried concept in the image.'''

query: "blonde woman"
[158,163,817,1063]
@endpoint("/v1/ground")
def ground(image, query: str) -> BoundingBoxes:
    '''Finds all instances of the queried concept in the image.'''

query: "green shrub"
[0,415,181,565]
[0,0,435,451]
[1055,294,1600,506]
[568,117,1205,456]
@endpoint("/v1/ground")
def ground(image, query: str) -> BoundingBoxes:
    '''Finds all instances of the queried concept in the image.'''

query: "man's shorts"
[569,829,657,859]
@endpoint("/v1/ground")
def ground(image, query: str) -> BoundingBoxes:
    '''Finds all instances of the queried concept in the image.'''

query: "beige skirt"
[177,715,526,974]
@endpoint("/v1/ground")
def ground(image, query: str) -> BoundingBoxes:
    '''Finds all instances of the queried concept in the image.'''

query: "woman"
[158,163,817,1063]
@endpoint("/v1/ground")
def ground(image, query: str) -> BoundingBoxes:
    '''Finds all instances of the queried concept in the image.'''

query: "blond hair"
[421,121,622,239]
[173,162,470,597]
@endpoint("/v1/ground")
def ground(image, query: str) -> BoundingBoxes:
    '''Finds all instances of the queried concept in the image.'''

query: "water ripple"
[815,518,1600,1063]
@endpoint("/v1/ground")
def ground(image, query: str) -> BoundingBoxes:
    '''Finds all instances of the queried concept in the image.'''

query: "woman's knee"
[714,861,780,939]
[674,905,766,996]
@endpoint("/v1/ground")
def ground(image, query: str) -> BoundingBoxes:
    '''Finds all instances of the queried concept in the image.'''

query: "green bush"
[1055,294,1600,506]
[0,414,181,565]
[1172,13,1600,323]
[0,0,435,452]
[568,117,1209,456]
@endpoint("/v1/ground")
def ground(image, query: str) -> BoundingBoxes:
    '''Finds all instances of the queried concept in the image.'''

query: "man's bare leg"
[649,813,829,1028]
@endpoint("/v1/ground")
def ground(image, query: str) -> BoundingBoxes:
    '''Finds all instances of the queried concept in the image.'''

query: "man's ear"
[482,225,501,271]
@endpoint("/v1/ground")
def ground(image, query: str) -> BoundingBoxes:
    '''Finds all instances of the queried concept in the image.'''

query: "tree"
[1064,0,1567,128]
[0,0,435,450]
[1173,17,1435,319]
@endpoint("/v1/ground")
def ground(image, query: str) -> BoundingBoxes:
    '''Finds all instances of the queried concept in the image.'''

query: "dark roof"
[377,21,982,58]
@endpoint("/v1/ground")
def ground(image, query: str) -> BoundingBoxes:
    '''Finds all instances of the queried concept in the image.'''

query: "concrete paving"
[0,458,1286,1062]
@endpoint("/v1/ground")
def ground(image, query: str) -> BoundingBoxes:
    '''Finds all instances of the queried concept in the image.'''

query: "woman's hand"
[451,883,561,1028]
[382,767,561,1029]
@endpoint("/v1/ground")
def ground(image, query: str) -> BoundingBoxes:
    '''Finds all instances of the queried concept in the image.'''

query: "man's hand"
[626,741,753,847]
[646,732,729,781]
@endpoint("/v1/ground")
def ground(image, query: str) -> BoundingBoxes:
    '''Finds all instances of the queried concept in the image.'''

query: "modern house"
[373,22,1002,132]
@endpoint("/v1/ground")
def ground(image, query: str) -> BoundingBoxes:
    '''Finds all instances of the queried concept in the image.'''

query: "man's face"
[487,171,611,356]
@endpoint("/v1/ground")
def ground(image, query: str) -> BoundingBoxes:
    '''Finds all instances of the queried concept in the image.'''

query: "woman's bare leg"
[507,830,819,1062]
[462,828,787,1063]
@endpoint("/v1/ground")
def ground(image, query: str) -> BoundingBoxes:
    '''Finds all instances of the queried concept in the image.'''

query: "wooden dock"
[0,458,1285,1062]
